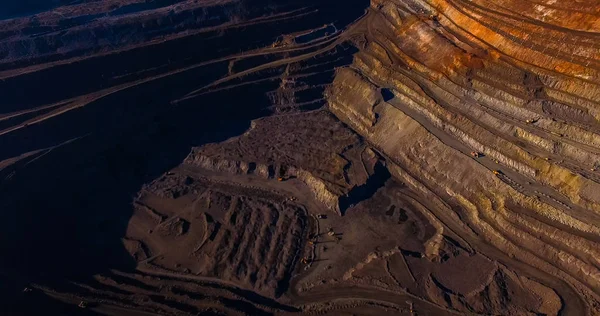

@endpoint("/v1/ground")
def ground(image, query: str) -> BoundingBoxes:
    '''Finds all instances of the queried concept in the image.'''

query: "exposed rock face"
[328,0,600,313]
[185,152,344,212]
[2,0,600,314]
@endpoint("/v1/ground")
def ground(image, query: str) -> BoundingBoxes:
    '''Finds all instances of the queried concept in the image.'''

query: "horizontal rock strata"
[328,0,600,313]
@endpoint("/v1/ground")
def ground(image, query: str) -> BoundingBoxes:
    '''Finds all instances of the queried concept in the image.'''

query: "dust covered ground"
[1,0,599,315]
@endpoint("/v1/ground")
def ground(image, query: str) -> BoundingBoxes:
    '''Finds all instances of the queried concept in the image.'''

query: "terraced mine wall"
[327,0,600,313]
[2,0,600,314]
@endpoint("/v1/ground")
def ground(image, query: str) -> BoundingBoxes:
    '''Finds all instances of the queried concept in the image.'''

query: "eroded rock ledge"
[327,0,600,313]
[184,152,343,213]
[2,0,600,314]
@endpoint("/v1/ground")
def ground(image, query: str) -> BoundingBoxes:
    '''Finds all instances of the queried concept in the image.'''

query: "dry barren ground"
[1,0,599,315]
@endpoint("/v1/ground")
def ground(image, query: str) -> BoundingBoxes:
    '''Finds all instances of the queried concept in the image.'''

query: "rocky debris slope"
[328,0,600,313]
[2,0,600,314]
[0,0,366,314]
[184,110,371,214]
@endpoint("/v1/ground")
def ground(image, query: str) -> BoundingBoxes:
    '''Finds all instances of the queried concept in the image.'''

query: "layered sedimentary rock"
[2,0,600,314]
[185,151,345,212]
[328,0,600,313]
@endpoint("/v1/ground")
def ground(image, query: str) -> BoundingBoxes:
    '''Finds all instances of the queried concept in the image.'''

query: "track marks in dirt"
[136,173,309,298]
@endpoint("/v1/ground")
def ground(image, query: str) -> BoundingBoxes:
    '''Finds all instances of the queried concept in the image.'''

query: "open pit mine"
[1,0,599,315]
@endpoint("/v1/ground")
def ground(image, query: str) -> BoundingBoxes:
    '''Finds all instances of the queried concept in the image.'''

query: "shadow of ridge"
[381,87,394,102]
[339,161,391,215]
[0,274,98,316]
[0,0,370,309]
[0,79,275,302]
[0,0,70,20]
[200,281,300,312]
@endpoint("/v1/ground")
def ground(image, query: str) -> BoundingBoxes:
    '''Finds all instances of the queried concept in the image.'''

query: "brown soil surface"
[1,0,599,315]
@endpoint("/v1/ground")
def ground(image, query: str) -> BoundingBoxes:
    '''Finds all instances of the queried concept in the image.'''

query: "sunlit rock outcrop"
[328,0,600,313]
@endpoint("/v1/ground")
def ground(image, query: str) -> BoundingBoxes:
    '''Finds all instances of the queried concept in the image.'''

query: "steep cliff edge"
[2,0,600,314]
